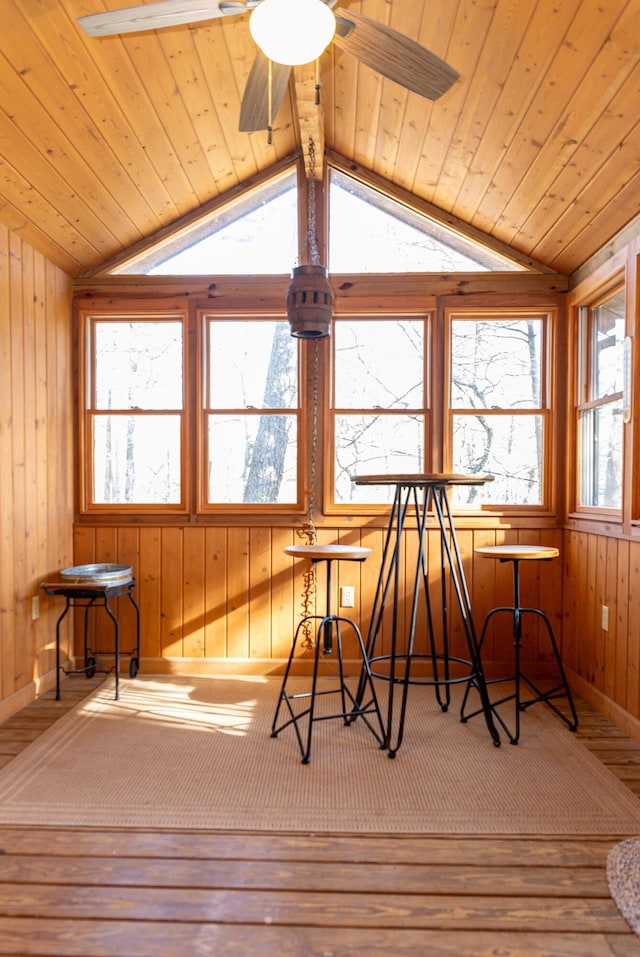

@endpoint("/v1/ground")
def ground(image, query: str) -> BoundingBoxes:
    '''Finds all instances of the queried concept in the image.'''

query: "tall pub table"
[41,579,141,701]
[352,474,501,756]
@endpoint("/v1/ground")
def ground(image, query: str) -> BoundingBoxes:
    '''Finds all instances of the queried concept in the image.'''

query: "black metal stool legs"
[271,554,385,763]
[517,605,579,733]
[461,555,578,744]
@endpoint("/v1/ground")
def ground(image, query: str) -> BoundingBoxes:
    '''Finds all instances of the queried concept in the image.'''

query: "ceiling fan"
[78,0,460,133]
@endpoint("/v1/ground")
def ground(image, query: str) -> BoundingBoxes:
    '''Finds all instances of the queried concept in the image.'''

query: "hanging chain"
[294,138,323,648]
[307,338,320,539]
[296,338,321,648]
[306,136,321,265]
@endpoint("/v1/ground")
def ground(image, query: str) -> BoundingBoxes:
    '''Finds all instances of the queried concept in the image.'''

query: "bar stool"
[461,544,578,744]
[271,544,385,763]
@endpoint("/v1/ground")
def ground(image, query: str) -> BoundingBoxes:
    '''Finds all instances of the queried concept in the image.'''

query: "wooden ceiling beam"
[290,61,328,264]
[292,62,325,180]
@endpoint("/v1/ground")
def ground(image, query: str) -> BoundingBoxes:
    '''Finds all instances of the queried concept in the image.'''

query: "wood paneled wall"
[563,530,640,735]
[0,224,74,715]
[71,523,564,679]
[558,231,640,737]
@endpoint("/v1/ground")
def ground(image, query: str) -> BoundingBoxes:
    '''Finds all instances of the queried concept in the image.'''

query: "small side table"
[41,579,141,701]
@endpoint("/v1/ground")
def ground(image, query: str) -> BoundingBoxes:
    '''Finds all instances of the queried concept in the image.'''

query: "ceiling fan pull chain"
[315,58,321,106]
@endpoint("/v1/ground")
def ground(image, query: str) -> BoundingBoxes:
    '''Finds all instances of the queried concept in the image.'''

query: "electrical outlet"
[340,585,355,608]
[31,596,40,621]
[601,604,609,632]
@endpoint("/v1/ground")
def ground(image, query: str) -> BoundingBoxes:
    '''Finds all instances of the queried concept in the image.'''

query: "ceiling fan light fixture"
[249,0,335,67]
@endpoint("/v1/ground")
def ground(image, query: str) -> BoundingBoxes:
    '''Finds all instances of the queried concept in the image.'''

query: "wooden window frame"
[198,311,305,516]
[78,305,307,519]
[78,294,564,524]
[443,307,555,515]
[324,312,433,515]
[573,277,626,520]
[78,309,189,516]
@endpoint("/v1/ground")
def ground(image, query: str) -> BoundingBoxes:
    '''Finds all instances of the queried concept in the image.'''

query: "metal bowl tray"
[59,563,133,586]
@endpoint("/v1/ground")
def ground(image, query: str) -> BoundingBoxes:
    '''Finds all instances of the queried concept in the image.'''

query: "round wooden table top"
[352,472,494,487]
[284,544,372,562]
[475,544,559,561]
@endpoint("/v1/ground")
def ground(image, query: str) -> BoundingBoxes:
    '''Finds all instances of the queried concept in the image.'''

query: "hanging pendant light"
[287,136,333,339]
[287,263,333,339]
[250,0,336,66]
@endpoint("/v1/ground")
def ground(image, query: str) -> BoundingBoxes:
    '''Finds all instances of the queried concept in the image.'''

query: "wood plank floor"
[0,677,639,956]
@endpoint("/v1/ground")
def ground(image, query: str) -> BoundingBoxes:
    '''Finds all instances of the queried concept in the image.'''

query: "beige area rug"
[1,674,640,835]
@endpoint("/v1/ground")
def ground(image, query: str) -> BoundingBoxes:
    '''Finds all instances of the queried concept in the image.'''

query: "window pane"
[94,321,183,410]
[452,414,543,505]
[208,321,297,410]
[591,290,625,398]
[328,168,522,273]
[208,414,297,504]
[335,414,424,504]
[334,320,424,409]
[580,401,623,508]
[93,415,181,504]
[451,319,542,409]
[119,170,298,275]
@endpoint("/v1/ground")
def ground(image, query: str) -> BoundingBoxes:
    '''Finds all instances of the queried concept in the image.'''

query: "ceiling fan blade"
[333,10,459,101]
[239,52,291,132]
[78,0,256,37]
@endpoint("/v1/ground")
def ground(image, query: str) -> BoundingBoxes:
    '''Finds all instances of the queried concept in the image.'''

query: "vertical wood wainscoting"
[68,524,564,680]
[563,529,640,735]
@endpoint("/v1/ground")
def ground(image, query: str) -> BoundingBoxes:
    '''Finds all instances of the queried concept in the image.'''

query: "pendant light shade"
[286,264,333,338]
[250,0,336,67]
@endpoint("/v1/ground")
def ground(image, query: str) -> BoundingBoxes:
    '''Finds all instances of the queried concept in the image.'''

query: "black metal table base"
[353,477,501,756]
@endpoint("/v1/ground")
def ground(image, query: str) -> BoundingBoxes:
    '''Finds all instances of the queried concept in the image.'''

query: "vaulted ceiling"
[2,0,639,278]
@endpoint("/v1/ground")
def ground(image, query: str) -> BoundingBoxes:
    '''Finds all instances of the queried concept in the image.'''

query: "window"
[202,317,300,507]
[448,312,549,507]
[331,317,428,505]
[111,169,298,275]
[328,168,525,274]
[577,285,626,510]
[81,312,301,514]
[329,311,552,510]
[102,162,526,279]
[84,316,185,509]
[83,306,555,517]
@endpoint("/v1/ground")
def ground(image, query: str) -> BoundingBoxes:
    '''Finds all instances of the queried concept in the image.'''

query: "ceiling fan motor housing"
[286,264,334,338]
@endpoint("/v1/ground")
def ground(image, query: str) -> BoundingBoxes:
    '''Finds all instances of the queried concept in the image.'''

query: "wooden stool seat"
[284,544,372,562]
[475,544,559,562]
[461,544,577,744]
[271,545,383,763]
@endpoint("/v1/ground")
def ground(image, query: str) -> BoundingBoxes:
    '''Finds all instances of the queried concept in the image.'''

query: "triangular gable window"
[113,169,298,275]
[328,168,525,273]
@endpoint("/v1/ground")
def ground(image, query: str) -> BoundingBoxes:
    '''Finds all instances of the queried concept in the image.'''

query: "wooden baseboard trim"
[138,658,359,678]
[0,666,65,723]
[567,669,640,744]
[134,656,559,680]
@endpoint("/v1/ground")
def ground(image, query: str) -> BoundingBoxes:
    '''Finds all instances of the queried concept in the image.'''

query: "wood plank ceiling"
[1,0,639,278]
